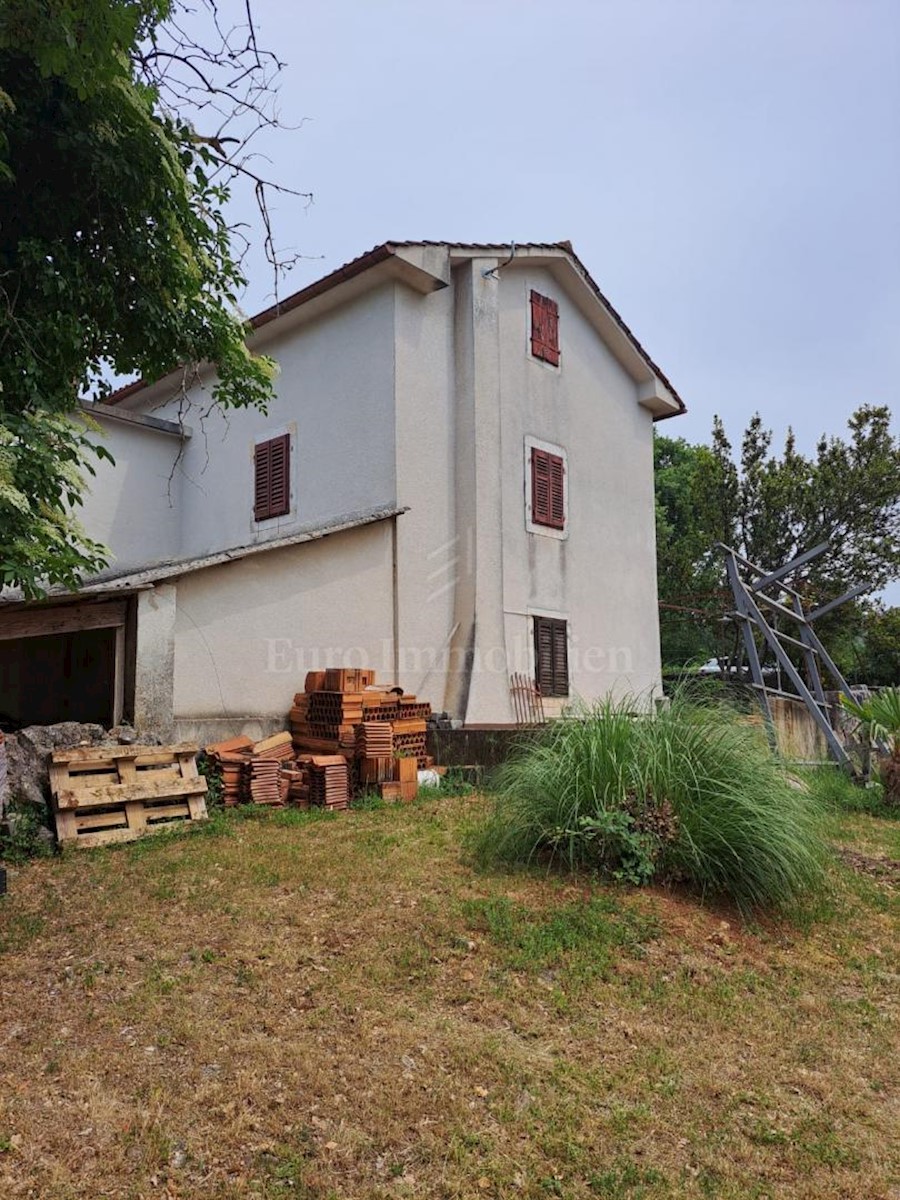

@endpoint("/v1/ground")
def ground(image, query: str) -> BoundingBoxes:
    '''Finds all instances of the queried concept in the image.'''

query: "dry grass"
[0,796,897,1200]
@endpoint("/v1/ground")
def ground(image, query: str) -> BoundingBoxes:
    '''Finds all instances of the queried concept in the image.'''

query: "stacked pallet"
[49,744,208,849]
[309,756,350,811]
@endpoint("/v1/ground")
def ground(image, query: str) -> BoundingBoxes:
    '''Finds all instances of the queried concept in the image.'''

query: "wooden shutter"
[530,290,546,359]
[254,434,290,521]
[534,617,554,696]
[268,434,290,517]
[551,620,569,696]
[531,447,551,525]
[531,447,565,530]
[533,616,569,697]
[530,291,560,366]
[548,453,565,528]
[254,440,272,521]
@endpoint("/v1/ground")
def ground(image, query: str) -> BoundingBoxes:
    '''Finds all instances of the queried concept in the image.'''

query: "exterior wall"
[134,584,177,737]
[392,281,458,706]
[81,247,668,731]
[78,418,182,576]
[114,284,398,566]
[170,521,395,743]
[497,265,663,710]
[390,253,665,723]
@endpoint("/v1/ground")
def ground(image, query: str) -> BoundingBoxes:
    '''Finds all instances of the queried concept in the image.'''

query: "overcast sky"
[224,0,898,453]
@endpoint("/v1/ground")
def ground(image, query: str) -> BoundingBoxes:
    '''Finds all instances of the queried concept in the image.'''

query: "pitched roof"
[105,240,685,416]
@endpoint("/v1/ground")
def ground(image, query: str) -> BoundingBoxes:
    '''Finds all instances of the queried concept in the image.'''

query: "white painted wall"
[392,280,458,706]
[78,418,182,576]
[81,245,668,730]
[171,520,395,742]
[114,284,398,565]
[497,265,663,708]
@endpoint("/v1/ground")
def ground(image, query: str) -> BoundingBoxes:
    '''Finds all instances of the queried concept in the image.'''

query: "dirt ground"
[0,796,897,1199]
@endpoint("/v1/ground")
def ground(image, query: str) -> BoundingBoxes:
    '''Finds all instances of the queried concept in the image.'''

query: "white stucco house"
[0,241,685,740]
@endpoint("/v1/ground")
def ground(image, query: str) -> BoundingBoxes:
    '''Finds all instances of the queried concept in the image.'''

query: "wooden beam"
[0,600,127,641]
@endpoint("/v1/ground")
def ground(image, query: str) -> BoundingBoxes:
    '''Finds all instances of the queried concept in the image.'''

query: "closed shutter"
[543,296,560,366]
[549,454,565,527]
[533,616,569,697]
[254,441,272,521]
[531,447,565,530]
[530,290,560,366]
[531,447,551,525]
[551,620,569,696]
[530,290,546,359]
[254,434,291,521]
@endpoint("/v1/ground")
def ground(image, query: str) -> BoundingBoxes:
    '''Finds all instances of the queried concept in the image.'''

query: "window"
[254,434,290,521]
[534,616,569,697]
[531,446,565,530]
[530,290,560,366]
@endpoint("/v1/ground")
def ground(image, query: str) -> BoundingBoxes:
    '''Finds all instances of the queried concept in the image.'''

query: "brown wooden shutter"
[548,453,565,528]
[551,620,569,696]
[268,434,290,517]
[533,616,569,697]
[534,617,554,695]
[530,291,560,366]
[254,434,291,521]
[543,297,560,366]
[531,447,551,525]
[254,440,272,521]
[531,448,565,530]
[530,290,545,358]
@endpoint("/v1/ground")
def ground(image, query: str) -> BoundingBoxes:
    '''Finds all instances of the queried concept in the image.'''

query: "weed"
[462,894,656,986]
[0,910,44,954]
[349,791,386,811]
[251,864,281,887]
[589,1158,666,1196]
[803,767,887,816]
[0,802,54,864]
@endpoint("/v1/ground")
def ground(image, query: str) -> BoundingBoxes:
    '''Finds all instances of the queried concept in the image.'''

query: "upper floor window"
[530,290,560,366]
[254,434,290,521]
[531,445,566,530]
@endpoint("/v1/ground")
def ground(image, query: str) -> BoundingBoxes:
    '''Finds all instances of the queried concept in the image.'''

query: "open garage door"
[0,598,132,731]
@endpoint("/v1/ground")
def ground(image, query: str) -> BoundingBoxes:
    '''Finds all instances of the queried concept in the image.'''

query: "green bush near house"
[472,696,829,911]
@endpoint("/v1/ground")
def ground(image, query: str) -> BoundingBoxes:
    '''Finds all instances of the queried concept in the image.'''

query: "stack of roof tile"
[204,735,254,806]
[248,758,282,806]
[309,756,350,811]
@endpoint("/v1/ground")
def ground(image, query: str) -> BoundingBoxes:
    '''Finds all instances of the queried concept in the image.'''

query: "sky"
[208,0,899,587]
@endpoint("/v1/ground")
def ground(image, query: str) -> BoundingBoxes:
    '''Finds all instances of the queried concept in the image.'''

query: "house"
[0,241,685,740]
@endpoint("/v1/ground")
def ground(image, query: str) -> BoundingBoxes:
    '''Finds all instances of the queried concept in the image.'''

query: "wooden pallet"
[50,744,208,849]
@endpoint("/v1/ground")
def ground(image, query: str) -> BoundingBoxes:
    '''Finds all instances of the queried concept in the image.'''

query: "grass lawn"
[0,794,897,1199]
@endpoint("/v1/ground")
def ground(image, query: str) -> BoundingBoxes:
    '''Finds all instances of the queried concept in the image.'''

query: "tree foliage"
[656,406,900,676]
[0,1,295,596]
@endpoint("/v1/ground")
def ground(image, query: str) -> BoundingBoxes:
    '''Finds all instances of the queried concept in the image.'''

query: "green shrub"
[0,801,55,864]
[473,697,828,911]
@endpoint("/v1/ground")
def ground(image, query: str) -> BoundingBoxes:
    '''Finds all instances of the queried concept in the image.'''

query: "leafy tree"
[654,436,724,666]
[831,605,900,686]
[656,406,900,676]
[0,1,302,597]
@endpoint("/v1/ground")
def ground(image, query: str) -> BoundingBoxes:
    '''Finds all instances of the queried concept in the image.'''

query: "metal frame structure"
[719,541,863,768]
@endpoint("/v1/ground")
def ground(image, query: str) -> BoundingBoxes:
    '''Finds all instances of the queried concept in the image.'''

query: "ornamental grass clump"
[474,697,827,911]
